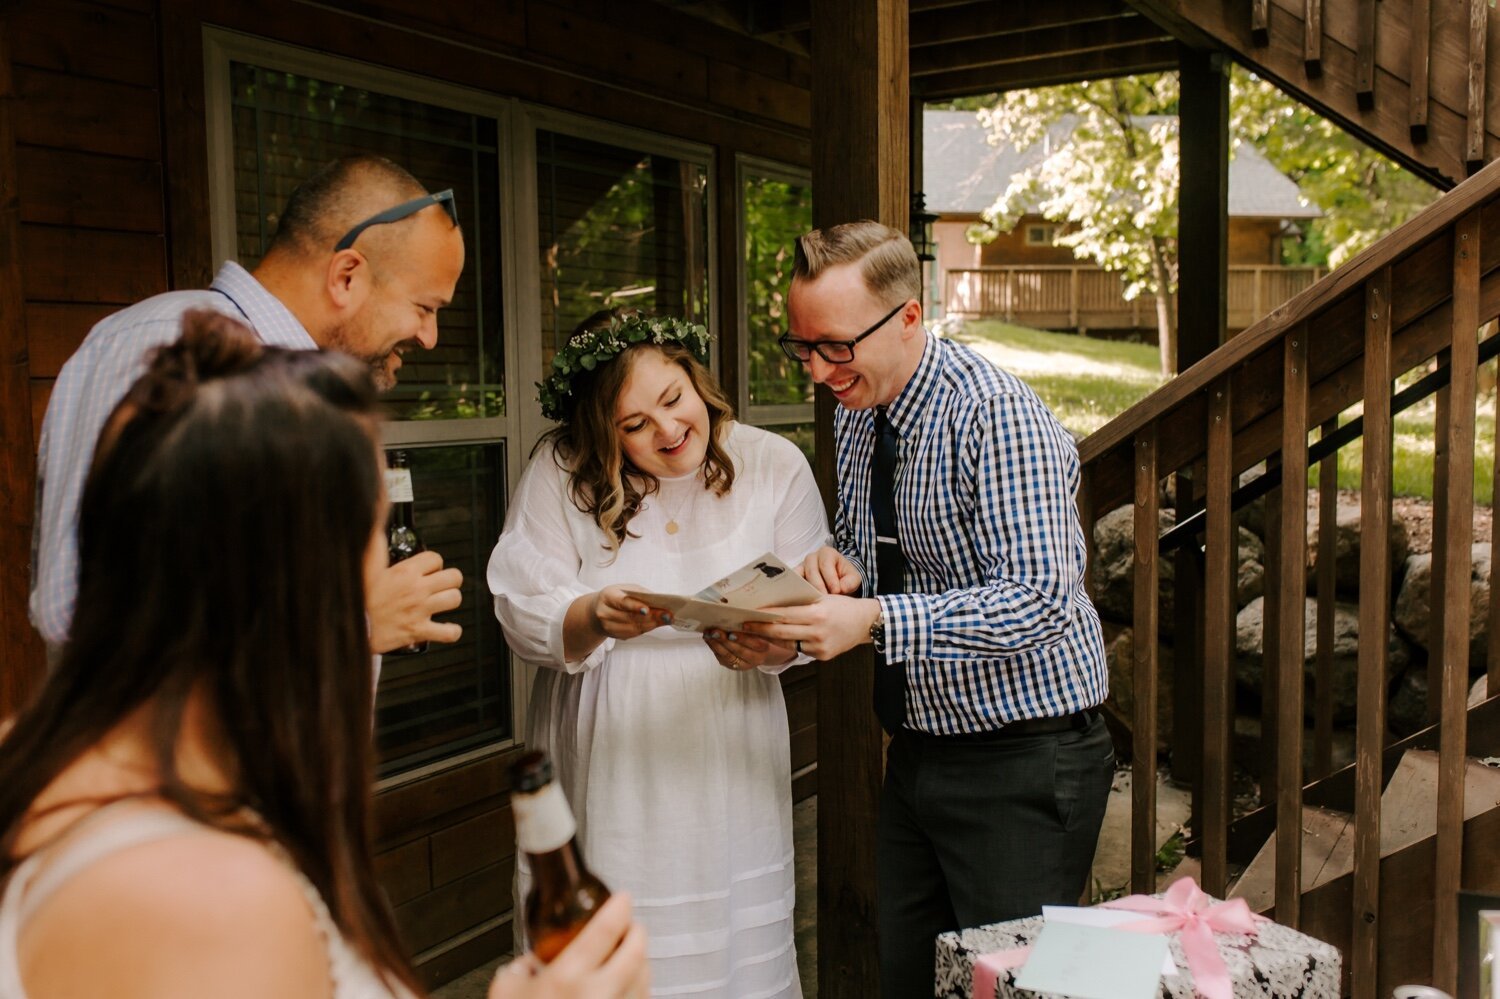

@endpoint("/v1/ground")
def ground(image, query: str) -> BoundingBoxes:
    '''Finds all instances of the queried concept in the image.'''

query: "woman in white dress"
[489,310,829,998]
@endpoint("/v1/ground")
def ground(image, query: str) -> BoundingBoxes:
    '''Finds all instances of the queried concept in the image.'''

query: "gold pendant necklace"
[657,483,695,536]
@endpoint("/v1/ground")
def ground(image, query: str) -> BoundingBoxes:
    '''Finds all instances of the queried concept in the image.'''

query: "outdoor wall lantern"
[910,192,939,263]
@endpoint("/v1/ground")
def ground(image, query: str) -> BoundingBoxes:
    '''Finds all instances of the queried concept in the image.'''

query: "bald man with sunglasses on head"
[32,155,466,657]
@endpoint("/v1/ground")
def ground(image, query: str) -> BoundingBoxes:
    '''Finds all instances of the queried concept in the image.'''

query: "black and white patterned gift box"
[934,879,1341,999]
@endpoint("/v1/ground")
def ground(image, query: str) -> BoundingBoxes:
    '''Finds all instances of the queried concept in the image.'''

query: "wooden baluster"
[1355,0,1376,110]
[1492,347,1500,699]
[1353,267,1393,999]
[1080,466,1097,605]
[1203,379,1235,896]
[1411,0,1431,143]
[1252,0,1269,45]
[1432,209,1480,993]
[1468,0,1488,172]
[1132,425,1159,896]
[1431,347,1450,726]
[1262,452,1282,816]
[1275,327,1310,927]
[1314,418,1339,779]
[1305,0,1322,76]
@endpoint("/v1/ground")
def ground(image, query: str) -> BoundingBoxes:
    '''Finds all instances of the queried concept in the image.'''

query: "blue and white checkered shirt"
[835,332,1108,735]
[30,261,318,648]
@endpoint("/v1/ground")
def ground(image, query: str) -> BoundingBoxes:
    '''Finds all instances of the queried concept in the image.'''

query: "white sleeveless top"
[0,804,413,999]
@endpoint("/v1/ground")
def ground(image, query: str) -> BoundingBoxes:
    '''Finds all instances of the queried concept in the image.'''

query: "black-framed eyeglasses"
[333,188,458,252]
[777,301,906,364]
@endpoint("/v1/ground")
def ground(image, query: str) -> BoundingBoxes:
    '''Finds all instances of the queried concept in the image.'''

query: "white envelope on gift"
[1041,905,1180,975]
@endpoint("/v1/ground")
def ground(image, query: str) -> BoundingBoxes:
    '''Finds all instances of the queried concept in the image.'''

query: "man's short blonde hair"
[793,221,921,307]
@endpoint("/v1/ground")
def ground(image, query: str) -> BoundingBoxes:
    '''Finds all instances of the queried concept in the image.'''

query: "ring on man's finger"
[795,639,803,654]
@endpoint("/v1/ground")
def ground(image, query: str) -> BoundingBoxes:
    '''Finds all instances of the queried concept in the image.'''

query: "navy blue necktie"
[871,407,908,733]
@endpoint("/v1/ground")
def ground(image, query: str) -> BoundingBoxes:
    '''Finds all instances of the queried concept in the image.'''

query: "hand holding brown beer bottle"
[511,751,612,963]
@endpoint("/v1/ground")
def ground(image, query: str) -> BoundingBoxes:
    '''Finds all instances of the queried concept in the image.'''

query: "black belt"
[904,708,1098,743]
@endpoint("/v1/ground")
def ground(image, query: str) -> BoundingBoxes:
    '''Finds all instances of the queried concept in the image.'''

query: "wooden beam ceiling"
[915,38,1180,98]
[669,0,1178,100]
[910,0,1131,48]
[911,12,1172,77]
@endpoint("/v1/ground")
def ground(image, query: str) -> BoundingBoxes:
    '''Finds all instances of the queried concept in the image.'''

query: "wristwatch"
[868,607,886,653]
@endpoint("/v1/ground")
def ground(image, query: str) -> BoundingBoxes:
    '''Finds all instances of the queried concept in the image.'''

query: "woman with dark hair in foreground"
[0,310,646,999]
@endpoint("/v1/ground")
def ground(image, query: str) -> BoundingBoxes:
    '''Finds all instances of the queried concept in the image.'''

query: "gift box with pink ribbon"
[934,877,1341,999]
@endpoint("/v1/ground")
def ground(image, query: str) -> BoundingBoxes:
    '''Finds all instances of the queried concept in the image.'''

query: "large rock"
[1304,494,1412,596]
[1093,504,1266,627]
[1104,627,1173,753]
[1388,666,1430,737]
[1234,595,1410,723]
[1392,543,1491,671]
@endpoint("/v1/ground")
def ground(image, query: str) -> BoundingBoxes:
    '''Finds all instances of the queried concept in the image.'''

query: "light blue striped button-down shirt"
[834,332,1108,735]
[30,261,318,648]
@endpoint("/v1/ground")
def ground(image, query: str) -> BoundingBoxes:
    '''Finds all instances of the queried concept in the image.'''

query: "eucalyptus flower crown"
[538,313,712,422]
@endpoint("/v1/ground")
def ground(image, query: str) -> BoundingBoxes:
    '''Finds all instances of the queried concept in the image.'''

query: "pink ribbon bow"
[971,877,1261,999]
[1097,877,1262,999]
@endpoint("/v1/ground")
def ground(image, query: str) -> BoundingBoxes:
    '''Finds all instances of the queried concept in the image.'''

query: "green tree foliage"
[742,175,814,408]
[968,75,1183,374]
[1230,67,1438,268]
[960,70,1440,374]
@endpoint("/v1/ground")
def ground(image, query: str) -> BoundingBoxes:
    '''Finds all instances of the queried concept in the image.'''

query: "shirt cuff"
[877,593,930,663]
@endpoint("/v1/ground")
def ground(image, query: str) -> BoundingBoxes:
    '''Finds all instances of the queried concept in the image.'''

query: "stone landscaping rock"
[1234,595,1410,723]
[1305,494,1412,595]
[1093,504,1266,627]
[1388,667,1430,737]
[1392,543,1491,671]
[1104,628,1173,752]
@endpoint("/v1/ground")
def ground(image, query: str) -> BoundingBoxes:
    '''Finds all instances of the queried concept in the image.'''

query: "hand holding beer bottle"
[494,751,649,999]
[486,893,649,999]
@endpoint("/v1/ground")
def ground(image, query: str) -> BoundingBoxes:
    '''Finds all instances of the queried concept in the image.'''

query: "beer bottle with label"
[510,751,610,963]
[383,450,428,656]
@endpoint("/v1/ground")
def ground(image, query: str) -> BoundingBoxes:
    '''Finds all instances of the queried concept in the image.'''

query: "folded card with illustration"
[623,552,822,634]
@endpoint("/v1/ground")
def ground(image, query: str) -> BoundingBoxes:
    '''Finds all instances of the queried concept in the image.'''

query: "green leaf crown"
[538,314,711,422]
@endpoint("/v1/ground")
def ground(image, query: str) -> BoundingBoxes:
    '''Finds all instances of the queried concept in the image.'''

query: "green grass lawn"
[952,318,1496,503]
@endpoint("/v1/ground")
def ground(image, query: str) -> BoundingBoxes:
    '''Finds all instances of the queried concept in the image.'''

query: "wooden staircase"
[1077,151,1500,995]
[1132,0,1500,186]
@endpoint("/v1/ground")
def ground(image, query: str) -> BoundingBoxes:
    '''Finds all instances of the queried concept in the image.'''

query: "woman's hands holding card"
[703,627,793,671]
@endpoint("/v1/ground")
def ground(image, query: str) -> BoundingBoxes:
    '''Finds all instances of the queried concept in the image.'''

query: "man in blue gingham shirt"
[31,155,466,658]
[751,222,1114,999]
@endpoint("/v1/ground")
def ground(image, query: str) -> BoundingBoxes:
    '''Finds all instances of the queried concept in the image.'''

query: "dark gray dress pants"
[875,712,1115,999]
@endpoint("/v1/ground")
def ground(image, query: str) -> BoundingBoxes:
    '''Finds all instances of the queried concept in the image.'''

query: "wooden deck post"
[1178,44,1228,367]
[1432,210,1480,993]
[1353,267,1394,999]
[0,4,46,715]
[810,1,908,992]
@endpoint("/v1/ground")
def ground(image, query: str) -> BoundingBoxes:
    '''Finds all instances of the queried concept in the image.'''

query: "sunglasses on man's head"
[333,188,458,252]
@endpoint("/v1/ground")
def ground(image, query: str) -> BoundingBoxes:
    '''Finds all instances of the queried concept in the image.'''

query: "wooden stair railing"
[1076,155,1500,997]
[1130,0,1498,186]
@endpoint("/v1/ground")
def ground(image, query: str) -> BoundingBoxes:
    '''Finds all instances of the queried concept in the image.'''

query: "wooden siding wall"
[3,0,814,986]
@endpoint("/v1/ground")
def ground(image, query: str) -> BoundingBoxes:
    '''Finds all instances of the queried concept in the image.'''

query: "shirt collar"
[875,331,941,437]
[209,261,318,351]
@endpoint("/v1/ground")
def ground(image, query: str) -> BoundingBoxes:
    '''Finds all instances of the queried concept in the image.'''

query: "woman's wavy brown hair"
[0,310,422,995]
[538,309,737,552]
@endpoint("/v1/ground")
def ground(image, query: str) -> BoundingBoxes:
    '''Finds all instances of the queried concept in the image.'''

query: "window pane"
[230,63,505,419]
[536,130,710,379]
[743,173,812,408]
[376,443,512,774]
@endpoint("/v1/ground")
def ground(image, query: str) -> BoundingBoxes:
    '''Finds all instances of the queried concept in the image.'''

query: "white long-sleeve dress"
[487,422,828,999]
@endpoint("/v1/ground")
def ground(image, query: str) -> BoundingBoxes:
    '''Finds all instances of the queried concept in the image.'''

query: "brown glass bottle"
[383,450,427,656]
[510,751,610,963]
